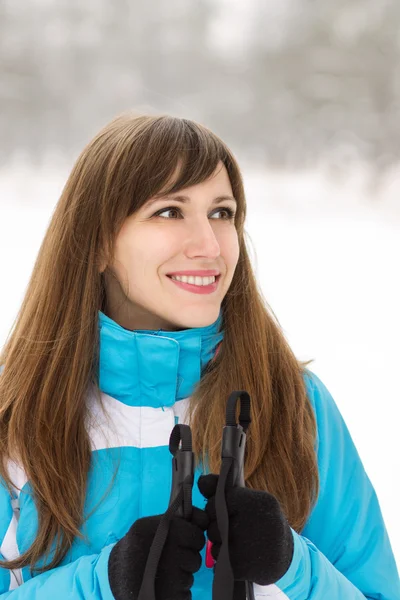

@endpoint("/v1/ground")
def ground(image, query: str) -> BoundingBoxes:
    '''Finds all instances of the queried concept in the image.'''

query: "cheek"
[111,233,143,281]
[115,228,177,278]
[220,229,240,268]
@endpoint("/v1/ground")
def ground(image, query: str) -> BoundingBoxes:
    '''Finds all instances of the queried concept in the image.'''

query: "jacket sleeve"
[254,371,400,599]
[0,542,116,599]
[0,483,116,599]
[0,368,121,599]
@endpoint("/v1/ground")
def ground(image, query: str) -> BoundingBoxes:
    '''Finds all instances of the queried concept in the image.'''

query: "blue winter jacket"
[0,310,399,599]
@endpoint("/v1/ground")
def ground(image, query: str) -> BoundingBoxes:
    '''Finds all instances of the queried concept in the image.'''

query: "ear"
[98,242,111,274]
[98,253,108,274]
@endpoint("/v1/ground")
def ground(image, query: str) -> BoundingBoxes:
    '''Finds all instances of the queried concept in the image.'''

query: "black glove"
[198,474,294,586]
[108,507,209,600]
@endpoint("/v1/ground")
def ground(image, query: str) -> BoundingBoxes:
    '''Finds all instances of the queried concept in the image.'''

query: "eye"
[153,207,181,219]
[152,206,236,220]
[210,207,236,220]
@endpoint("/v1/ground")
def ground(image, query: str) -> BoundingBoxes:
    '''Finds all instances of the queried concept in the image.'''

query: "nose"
[184,217,221,259]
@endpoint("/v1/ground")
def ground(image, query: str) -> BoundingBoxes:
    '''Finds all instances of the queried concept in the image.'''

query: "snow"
[0,162,399,567]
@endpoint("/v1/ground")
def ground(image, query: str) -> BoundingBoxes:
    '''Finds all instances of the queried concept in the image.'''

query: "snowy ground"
[0,161,399,568]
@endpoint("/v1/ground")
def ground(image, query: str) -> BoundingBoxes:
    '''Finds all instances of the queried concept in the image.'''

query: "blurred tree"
[0,0,399,177]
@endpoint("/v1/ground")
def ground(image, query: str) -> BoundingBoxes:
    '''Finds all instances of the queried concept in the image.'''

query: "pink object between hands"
[205,539,216,568]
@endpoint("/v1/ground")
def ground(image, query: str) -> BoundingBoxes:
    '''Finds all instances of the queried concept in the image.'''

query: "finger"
[177,547,202,574]
[211,542,220,561]
[190,506,209,531]
[197,473,219,499]
[207,519,222,545]
[204,495,216,521]
[204,493,237,521]
[170,517,206,552]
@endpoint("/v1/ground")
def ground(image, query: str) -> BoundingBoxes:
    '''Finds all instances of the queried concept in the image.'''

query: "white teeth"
[170,275,216,286]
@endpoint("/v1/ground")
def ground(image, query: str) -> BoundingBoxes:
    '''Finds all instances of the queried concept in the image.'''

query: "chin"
[167,309,220,331]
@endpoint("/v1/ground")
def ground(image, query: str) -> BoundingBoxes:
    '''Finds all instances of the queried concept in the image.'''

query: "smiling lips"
[167,274,220,295]
[167,270,220,277]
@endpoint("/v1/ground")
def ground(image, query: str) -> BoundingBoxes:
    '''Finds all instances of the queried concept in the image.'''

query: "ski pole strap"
[169,424,194,520]
[213,455,236,599]
[169,422,193,453]
[225,390,251,432]
[137,484,187,600]
[137,424,194,600]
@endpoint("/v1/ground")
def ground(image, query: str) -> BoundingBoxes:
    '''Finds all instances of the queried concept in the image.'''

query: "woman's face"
[102,162,240,331]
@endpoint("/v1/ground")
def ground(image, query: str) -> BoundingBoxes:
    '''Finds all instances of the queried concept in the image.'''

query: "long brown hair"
[0,112,319,573]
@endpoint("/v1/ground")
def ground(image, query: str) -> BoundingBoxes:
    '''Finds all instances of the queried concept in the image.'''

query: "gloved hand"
[108,507,209,600]
[198,474,294,586]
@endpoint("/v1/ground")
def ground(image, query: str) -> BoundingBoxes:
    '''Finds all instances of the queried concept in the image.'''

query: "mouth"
[166,274,221,294]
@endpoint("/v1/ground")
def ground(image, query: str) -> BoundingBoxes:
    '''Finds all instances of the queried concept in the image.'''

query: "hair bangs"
[124,116,235,215]
[156,119,229,196]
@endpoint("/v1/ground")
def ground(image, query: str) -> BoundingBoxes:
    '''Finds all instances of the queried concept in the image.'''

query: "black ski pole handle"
[137,424,194,600]
[168,424,194,520]
[223,392,255,600]
[220,390,250,488]
[211,391,256,600]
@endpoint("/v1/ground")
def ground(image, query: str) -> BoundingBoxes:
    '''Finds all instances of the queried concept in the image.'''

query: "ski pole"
[138,424,194,600]
[211,390,255,600]
[168,423,195,519]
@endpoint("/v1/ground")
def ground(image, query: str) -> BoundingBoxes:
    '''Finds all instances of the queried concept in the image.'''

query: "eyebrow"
[145,194,237,208]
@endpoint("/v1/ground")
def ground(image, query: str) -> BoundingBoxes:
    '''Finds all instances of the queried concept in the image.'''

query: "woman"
[0,113,398,600]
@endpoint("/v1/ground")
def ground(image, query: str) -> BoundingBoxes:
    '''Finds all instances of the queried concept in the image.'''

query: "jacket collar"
[98,310,224,407]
